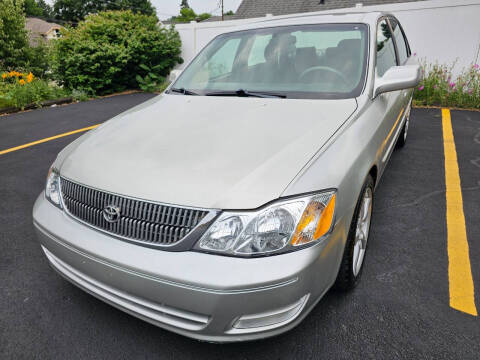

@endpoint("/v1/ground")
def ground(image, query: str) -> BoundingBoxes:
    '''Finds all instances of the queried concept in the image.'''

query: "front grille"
[60,178,209,246]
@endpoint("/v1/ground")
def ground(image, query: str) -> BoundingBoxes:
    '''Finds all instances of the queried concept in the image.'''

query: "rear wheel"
[334,175,374,291]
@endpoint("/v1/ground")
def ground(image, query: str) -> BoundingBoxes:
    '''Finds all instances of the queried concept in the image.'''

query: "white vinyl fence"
[167,0,480,76]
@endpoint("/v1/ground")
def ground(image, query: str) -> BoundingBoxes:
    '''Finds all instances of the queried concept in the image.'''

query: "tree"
[173,7,196,22]
[37,0,53,18]
[53,0,156,22]
[180,0,189,9]
[24,0,44,16]
[172,7,212,23]
[197,13,212,22]
[0,0,29,69]
[120,0,156,16]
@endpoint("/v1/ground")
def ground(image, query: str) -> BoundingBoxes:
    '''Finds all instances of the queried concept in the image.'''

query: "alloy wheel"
[352,187,373,276]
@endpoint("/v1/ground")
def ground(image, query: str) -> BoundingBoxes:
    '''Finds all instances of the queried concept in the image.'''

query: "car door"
[374,18,404,174]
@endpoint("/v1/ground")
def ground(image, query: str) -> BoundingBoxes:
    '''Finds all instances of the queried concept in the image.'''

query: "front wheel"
[334,175,374,291]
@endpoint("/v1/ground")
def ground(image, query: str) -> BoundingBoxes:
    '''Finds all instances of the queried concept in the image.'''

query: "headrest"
[338,39,361,50]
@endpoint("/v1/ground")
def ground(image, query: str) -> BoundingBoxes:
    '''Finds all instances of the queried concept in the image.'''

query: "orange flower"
[8,71,15,77]
[26,72,34,83]
[19,79,26,85]
[1,73,7,79]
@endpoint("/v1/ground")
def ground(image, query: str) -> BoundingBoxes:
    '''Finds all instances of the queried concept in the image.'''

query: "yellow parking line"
[0,124,99,156]
[442,108,477,316]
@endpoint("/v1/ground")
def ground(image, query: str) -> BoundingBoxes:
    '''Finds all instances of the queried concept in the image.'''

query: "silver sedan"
[33,11,420,342]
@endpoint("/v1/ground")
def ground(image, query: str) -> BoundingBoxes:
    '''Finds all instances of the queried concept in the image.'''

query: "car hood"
[59,94,357,209]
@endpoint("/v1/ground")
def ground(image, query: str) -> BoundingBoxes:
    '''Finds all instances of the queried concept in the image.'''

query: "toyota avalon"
[33,12,420,342]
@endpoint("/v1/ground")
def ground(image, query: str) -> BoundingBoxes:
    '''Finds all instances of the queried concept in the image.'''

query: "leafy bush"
[135,64,167,92]
[24,41,53,79]
[52,10,183,95]
[414,61,480,109]
[0,70,69,109]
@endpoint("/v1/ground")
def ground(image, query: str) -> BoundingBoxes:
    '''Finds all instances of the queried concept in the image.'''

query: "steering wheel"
[299,66,349,85]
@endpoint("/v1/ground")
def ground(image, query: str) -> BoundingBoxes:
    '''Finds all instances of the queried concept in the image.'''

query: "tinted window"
[173,24,369,99]
[390,19,409,64]
[376,19,397,77]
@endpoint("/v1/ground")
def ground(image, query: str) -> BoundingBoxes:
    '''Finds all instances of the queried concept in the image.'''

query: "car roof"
[226,11,389,32]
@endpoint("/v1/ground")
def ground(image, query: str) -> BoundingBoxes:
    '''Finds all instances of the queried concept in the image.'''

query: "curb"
[413,104,480,112]
[0,97,74,115]
[0,90,148,117]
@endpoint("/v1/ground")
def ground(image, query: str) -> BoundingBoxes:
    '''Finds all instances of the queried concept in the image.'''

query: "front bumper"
[33,193,345,342]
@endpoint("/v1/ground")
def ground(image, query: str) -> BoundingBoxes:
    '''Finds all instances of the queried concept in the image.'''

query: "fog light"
[233,295,309,329]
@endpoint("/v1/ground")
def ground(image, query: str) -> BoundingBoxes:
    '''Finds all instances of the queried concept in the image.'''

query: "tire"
[396,104,411,148]
[334,175,374,291]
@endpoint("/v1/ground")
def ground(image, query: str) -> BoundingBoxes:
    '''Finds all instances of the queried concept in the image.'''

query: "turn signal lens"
[291,194,336,246]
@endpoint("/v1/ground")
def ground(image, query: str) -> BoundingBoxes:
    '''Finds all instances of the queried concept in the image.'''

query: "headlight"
[195,191,336,257]
[45,167,62,208]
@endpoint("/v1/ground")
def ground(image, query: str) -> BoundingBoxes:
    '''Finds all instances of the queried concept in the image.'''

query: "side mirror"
[169,69,183,83]
[374,65,421,98]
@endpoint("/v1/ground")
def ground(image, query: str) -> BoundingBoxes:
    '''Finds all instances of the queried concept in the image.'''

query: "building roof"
[26,17,63,35]
[26,17,64,45]
[234,0,427,19]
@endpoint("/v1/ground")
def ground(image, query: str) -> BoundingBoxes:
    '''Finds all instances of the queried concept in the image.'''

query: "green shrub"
[52,10,183,95]
[414,61,480,109]
[135,63,168,92]
[24,41,53,79]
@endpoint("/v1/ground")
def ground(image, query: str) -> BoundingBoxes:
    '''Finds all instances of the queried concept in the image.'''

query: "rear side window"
[390,19,409,64]
[376,19,397,77]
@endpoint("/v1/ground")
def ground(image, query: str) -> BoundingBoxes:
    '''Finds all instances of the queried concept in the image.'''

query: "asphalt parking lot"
[1,93,479,359]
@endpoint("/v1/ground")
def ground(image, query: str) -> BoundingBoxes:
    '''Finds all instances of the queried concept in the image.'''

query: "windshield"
[172,24,368,99]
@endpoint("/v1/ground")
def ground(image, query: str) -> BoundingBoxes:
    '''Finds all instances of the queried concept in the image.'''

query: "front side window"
[173,24,369,99]
[389,19,409,65]
[376,19,397,77]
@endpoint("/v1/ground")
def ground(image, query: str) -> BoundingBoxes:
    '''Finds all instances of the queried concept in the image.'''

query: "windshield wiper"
[169,87,200,96]
[205,89,286,98]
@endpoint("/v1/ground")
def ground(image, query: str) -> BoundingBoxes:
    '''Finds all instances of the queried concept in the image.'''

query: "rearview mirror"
[169,69,183,83]
[374,65,421,98]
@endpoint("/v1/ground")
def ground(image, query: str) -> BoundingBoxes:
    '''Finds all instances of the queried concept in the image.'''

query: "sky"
[151,0,243,20]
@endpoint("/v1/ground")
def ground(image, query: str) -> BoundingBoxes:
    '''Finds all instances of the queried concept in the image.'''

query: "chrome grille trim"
[60,177,211,247]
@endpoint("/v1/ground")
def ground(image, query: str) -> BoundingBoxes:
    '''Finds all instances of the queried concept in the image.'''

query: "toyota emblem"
[103,205,121,223]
